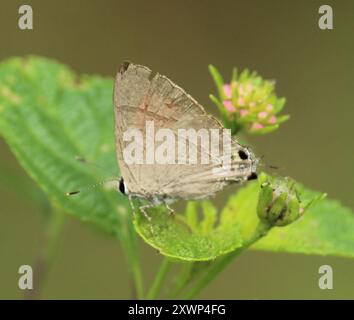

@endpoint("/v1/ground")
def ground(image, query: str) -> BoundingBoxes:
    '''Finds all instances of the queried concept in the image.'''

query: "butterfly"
[114,62,258,218]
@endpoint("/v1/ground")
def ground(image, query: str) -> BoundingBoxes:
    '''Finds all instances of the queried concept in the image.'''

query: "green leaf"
[231,67,238,84]
[251,124,279,135]
[274,97,286,113]
[134,200,243,261]
[275,114,290,124]
[0,56,146,297]
[0,56,145,262]
[208,64,225,98]
[254,196,354,258]
[223,179,354,258]
[209,94,228,121]
[0,56,130,233]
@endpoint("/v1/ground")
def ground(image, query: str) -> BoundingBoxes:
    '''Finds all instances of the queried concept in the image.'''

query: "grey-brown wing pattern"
[114,62,256,200]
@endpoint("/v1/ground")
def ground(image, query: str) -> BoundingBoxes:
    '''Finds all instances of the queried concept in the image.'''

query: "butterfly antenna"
[258,155,283,171]
[66,190,81,196]
[65,178,119,196]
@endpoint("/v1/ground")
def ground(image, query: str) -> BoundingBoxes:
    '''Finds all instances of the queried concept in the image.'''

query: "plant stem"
[25,208,65,300]
[131,258,144,299]
[146,257,172,300]
[169,262,194,299]
[118,219,144,299]
[182,222,270,299]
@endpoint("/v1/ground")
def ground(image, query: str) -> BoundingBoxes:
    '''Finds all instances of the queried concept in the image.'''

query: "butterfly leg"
[139,204,155,234]
[128,195,137,219]
[139,204,153,222]
[165,202,175,217]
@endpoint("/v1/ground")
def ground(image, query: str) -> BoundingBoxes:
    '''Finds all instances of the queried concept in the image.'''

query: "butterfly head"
[231,147,259,181]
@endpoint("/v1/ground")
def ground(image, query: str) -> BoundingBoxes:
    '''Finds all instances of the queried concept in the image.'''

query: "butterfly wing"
[114,62,256,200]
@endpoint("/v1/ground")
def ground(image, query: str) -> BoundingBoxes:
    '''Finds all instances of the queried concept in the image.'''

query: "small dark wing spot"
[238,149,249,160]
[247,172,258,180]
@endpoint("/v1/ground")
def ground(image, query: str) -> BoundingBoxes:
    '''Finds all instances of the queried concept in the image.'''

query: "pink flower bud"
[237,96,245,106]
[266,104,273,112]
[240,109,249,117]
[268,115,277,124]
[246,84,254,92]
[223,100,236,112]
[251,122,264,130]
[258,111,268,119]
[238,85,245,96]
[223,84,232,99]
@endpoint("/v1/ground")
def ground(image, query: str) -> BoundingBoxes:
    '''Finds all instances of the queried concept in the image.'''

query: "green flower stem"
[25,207,66,299]
[131,260,144,299]
[182,221,271,300]
[169,262,194,299]
[147,257,172,300]
[118,220,144,299]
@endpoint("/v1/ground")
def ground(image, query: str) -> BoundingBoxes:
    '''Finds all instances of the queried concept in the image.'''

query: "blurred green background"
[0,0,353,299]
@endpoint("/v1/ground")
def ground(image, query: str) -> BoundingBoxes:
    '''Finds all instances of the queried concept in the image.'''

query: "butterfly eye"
[119,178,126,195]
[238,149,249,160]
